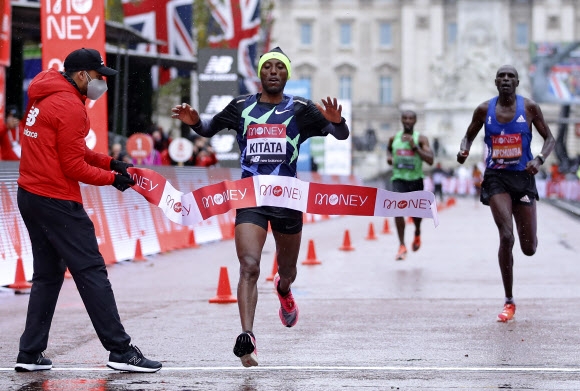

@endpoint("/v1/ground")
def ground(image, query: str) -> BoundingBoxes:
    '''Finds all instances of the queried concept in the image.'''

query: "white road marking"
[1,366,579,372]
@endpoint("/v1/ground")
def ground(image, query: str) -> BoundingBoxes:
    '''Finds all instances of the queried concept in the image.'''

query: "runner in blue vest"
[457,65,555,322]
[172,47,349,367]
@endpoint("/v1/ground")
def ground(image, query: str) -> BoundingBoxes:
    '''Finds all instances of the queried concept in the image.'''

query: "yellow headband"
[258,52,291,79]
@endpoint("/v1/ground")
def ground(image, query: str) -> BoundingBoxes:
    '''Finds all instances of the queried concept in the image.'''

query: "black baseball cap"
[64,48,118,76]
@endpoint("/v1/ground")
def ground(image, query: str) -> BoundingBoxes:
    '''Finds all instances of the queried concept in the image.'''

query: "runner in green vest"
[387,110,434,260]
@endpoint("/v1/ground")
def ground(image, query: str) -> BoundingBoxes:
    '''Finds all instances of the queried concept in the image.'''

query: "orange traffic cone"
[209,266,237,303]
[302,239,321,265]
[133,239,146,262]
[220,221,235,240]
[8,257,32,291]
[365,223,377,240]
[446,197,456,207]
[339,230,355,251]
[188,229,200,248]
[382,218,392,234]
[266,254,278,281]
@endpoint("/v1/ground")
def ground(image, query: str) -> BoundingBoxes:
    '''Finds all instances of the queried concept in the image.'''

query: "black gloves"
[110,159,135,192]
[110,159,133,177]
[112,174,135,192]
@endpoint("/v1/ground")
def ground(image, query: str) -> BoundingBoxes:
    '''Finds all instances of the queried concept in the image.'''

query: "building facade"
[269,0,580,179]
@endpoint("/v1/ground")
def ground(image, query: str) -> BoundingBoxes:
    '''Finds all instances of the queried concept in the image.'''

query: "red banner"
[40,0,109,154]
[0,0,10,67]
[0,0,10,121]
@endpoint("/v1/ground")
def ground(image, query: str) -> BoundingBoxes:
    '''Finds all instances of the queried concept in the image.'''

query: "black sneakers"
[106,345,162,373]
[15,351,53,372]
[233,331,258,367]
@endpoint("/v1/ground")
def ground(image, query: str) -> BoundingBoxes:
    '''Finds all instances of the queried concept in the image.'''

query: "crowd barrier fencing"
[0,163,361,287]
[423,176,580,201]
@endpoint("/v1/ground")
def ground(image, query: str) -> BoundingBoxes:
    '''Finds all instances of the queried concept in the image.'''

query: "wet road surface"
[1,196,579,390]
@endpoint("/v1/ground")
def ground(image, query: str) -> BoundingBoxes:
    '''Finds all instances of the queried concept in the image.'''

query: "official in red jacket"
[15,48,161,373]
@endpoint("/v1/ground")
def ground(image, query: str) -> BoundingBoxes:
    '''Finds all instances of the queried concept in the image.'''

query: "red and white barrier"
[424,176,580,200]
[0,166,361,287]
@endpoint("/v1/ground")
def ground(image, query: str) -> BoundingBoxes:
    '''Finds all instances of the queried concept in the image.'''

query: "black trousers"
[17,187,131,354]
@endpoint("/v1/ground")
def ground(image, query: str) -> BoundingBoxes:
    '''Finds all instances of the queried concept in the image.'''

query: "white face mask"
[84,71,108,101]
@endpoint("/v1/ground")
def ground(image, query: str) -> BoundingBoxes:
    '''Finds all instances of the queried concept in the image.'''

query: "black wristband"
[412,145,419,152]
[536,153,545,165]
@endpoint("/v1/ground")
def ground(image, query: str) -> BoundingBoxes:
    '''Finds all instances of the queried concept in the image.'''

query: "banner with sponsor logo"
[41,0,109,154]
[128,168,439,227]
[0,0,10,67]
[0,165,361,286]
[198,48,238,122]
[197,47,240,168]
[0,0,10,121]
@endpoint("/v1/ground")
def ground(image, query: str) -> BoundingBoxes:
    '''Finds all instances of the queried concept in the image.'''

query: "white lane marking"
[1,366,580,372]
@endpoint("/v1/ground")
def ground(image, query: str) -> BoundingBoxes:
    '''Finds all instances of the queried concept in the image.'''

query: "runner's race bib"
[245,123,287,164]
[490,133,522,165]
[395,149,416,170]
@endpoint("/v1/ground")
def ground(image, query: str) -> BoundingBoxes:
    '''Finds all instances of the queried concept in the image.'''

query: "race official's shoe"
[395,244,407,261]
[107,345,162,373]
[497,303,516,322]
[15,351,52,372]
[274,273,299,327]
[412,235,421,252]
[233,331,258,367]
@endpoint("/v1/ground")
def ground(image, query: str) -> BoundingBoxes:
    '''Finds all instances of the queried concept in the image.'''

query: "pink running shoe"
[412,235,421,252]
[497,303,516,322]
[233,331,258,367]
[395,244,407,261]
[274,274,299,327]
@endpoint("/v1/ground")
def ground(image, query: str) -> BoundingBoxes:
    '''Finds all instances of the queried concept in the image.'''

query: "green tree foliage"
[194,0,211,49]
[106,0,125,23]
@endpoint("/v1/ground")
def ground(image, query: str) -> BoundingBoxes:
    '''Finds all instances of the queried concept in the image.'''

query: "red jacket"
[17,69,114,204]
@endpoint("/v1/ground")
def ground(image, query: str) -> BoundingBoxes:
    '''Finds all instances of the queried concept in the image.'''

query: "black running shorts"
[235,206,303,235]
[391,178,424,193]
[480,169,538,206]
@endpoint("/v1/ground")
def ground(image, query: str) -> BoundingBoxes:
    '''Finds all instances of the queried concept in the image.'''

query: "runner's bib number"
[491,134,522,165]
[245,124,287,164]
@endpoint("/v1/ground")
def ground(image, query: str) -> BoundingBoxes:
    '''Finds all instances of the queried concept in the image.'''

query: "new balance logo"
[199,56,237,81]
[26,106,40,127]
[516,115,526,123]
[204,56,234,74]
[128,356,142,365]
[519,195,531,203]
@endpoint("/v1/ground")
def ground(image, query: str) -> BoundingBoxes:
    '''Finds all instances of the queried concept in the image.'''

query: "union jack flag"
[207,0,262,94]
[122,0,195,87]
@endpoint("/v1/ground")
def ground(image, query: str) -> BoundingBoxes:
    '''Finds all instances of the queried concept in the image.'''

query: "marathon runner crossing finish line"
[127,167,439,227]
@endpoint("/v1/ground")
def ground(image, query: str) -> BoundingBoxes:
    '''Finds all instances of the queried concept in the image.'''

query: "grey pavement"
[1,196,579,390]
